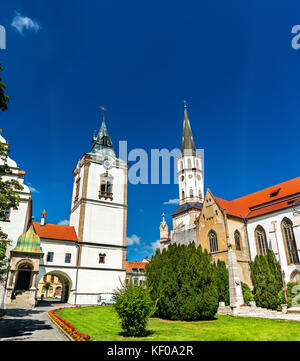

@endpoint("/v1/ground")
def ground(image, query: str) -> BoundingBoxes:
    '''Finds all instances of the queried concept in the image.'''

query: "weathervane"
[100,106,106,122]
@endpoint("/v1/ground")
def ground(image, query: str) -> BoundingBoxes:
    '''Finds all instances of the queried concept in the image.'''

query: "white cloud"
[11,12,41,35]
[163,198,179,205]
[27,183,39,193]
[58,219,69,226]
[126,234,141,246]
[150,240,160,252]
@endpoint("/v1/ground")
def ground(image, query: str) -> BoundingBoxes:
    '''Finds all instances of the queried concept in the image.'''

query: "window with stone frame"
[208,230,218,253]
[254,225,268,256]
[74,177,80,203]
[281,218,299,265]
[47,252,54,262]
[99,172,113,200]
[99,253,106,264]
[234,230,242,251]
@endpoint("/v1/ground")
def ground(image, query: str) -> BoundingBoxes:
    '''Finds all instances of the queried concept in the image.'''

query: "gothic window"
[182,190,185,200]
[255,226,268,256]
[99,253,106,264]
[208,230,218,253]
[180,161,183,170]
[198,190,202,199]
[190,189,194,198]
[234,230,242,251]
[281,218,299,265]
[99,173,113,200]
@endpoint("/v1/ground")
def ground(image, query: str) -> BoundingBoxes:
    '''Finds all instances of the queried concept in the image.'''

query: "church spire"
[90,107,116,157]
[181,101,196,154]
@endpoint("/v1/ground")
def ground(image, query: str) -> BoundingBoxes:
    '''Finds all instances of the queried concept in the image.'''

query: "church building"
[1,110,128,308]
[160,106,300,288]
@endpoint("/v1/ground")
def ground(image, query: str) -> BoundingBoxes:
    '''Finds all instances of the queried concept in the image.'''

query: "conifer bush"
[146,243,219,321]
[249,250,283,310]
[114,282,154,336]
[241,282,254,304]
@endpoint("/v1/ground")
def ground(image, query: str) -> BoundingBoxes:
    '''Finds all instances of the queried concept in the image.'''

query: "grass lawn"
[55,306,300,341]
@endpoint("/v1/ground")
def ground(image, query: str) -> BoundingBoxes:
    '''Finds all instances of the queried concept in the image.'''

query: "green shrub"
[241,282,254,304]
[278,282,300,308]
[214,259,229,306]
[146,243,219,321]
[249,250,283,310]
[114,282,154,337]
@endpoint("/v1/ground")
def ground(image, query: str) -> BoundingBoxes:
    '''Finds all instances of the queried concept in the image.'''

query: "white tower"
[69,109,128,303]
[177,102,204,206]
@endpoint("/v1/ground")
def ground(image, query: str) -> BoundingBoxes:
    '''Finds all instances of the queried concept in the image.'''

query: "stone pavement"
[0,302,69,341]
[218,305,300,322]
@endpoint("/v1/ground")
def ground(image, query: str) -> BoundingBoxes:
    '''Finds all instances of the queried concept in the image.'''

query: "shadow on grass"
[118,329,156,338]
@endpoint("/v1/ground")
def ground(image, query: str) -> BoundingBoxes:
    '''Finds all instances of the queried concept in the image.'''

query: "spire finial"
[100,106,106,123]
[183,100,187,109]
[162,212,166,222]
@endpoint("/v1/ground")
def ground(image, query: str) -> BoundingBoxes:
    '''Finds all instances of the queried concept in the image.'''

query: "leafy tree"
[146,242,219,321]
[0,63,23,285]
[43,282,51,298]
[249,250,283,310]
[114,281,154,337]
[0,62,9,112]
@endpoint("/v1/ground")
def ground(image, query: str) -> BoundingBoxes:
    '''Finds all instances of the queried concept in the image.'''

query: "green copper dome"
[13,225,43,254]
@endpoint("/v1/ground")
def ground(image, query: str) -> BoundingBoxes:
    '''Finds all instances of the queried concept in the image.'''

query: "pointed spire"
[181,101,196,154]
[90,107,116,157]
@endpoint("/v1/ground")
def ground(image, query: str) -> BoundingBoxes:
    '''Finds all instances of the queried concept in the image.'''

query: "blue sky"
[1,1,300,261]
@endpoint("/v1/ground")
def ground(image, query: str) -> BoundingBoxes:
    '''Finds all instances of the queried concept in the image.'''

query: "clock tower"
[69,109,128,301]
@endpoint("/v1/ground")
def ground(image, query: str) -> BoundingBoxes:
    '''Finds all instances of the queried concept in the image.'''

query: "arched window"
[99,173,113,199]
[188,159,192,168]
[281,218,299,265]
[234,230,242,251]
[180,161,183,170]
[190,189,194,198]
[255,225,268,256]
[181,190,185,200]
[198,190,202,199]
[290,270,300,284]
[208,230,218,253]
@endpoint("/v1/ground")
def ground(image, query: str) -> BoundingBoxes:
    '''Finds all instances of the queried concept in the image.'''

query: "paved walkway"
[0,303,69,341]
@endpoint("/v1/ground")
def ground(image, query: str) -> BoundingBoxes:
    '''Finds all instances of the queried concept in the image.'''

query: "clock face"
[103,159,113,170]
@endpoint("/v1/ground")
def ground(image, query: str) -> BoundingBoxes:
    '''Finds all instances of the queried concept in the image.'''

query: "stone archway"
[37,270,72,304]
[15,263,33,291]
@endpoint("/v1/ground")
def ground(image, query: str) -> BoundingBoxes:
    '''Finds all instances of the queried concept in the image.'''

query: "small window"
[74,178,80,203]
[47,252,54,262]
[51,275,54,283]
[270,189,280,198]
[0,207,10,221]
[99,253,106,264]
[65,253,71,264]
[43,275,47,282]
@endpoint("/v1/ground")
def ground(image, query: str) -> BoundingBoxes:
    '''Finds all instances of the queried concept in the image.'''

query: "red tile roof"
[125,260,131,273]
[214,177,300,219]
[33,222,78,241]
[126,261,147,273]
